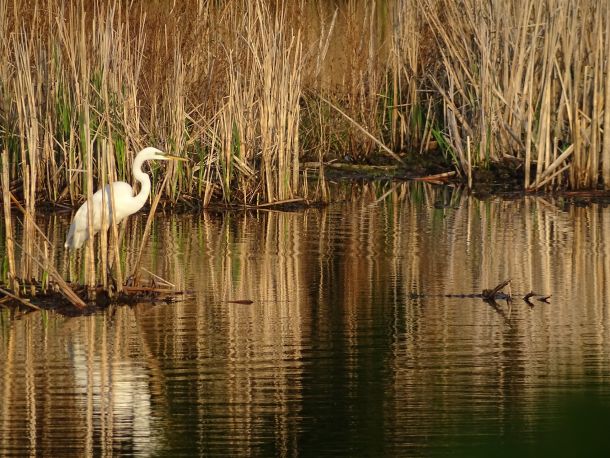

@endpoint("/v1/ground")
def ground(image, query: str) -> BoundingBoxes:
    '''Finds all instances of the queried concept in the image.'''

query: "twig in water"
[524,291,535,306]
[412,171,457,183]
[0,286,40,310]
[482,279,511,301]
[141,267,175,288]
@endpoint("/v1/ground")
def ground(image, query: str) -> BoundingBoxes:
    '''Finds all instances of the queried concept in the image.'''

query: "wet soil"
[314,149,610,205]
[316,149,524,193]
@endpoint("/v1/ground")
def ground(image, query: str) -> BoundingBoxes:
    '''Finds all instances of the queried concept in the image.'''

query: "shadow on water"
[2,182,610,456]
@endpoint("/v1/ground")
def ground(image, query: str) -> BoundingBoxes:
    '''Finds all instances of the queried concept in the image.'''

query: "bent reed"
[1,0,610,212]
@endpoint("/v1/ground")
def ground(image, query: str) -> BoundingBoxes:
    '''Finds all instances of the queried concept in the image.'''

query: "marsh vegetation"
[3,2,610,452]
[1,0,610,208]
[2,0,610,300]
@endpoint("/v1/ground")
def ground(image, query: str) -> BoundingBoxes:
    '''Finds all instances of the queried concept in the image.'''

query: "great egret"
[64,147,187,249]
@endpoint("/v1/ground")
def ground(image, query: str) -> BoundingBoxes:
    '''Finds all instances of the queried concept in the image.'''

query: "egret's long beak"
[165,154,189,162]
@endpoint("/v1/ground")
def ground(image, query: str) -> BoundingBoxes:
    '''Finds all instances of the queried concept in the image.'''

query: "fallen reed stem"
[318,95,405,165]
[0,286,40,310]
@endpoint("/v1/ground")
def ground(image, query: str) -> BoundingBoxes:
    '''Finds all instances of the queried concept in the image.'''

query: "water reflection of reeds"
[3,185,610,454]
[0,307,161,456]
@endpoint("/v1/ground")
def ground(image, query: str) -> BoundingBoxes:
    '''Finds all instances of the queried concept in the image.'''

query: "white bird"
[65,147,187,249]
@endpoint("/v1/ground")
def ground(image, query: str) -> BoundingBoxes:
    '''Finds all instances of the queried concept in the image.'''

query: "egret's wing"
[64,181,135,249]
[107,182,136,222]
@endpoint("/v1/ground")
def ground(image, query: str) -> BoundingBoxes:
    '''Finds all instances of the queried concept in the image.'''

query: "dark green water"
[2,184,610,456]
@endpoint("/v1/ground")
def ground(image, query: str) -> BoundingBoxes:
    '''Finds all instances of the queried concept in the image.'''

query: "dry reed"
[1,150,17,292]
[424,0,610,189]
[1,0,610,231]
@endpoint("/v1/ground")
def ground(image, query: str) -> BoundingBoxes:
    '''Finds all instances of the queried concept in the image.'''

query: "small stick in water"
[482,279,511,300]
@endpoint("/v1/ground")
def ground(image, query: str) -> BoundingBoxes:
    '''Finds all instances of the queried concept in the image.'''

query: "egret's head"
[138,147,188,162]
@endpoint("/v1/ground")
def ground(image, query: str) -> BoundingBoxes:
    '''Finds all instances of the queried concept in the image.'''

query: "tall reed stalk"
[209,1,304,204]
[1,150,17,292]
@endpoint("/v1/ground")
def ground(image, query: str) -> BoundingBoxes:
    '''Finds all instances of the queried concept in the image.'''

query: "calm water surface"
[2,183,610,456]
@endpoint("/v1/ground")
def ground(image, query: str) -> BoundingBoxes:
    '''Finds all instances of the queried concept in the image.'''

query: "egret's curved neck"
[133,154,152,207]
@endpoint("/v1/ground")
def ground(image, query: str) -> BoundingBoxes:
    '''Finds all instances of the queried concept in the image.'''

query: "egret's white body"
[65,147,186,249]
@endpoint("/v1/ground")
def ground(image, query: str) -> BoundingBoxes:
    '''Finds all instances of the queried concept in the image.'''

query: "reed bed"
[424,0,610,189]
[2,0,610,219]
[3,0,610,303]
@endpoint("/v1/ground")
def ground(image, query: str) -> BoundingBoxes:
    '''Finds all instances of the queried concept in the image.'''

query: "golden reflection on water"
[2,183,610,455]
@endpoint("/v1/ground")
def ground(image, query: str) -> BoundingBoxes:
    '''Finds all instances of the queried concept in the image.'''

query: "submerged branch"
[482,279,512,301]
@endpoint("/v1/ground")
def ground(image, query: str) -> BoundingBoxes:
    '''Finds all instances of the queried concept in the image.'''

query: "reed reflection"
[2,184,610,455]
[0,307,161,456]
